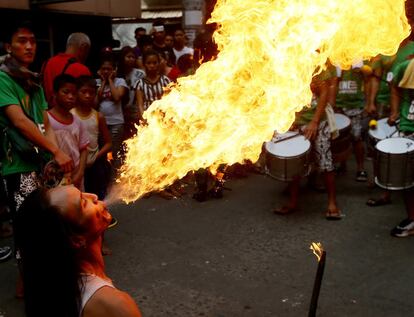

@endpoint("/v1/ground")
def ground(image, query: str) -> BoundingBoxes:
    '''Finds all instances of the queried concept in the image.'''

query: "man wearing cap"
[152,22,176,66]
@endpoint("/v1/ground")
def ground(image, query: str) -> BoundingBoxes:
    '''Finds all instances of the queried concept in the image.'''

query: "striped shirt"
[135,75,171,111]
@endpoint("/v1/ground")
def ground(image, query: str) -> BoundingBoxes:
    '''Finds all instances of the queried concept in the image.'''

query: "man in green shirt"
[273,67,343,219]
[0,21,73,214]
[0,20,73,296]
[387,57,414,237]
[332,63,370,182]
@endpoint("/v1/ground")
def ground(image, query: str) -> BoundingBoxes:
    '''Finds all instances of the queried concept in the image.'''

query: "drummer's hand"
[387,114,398,126]
[364,103,377,117]
[304,121,318,141]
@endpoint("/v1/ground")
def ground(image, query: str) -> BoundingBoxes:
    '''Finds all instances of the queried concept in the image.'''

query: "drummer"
[365,37,414,207]
[273,65,343,220]
[330,61,370,182]
[387,56,414,237]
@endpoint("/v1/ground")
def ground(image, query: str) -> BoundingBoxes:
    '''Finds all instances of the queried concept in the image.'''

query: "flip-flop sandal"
[273,206,296,215]
[366,197,391,207]
[326,211,345,220]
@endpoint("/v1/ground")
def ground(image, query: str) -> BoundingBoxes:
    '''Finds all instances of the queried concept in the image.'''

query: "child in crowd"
[96,55,128,178]
[71,75,112,199]
[117,46,145,139]
[47,74,89,189]
[135,50,171,121]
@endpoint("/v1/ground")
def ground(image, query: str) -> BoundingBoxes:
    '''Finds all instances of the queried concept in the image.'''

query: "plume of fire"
[310,242,324,262]
[115,0,410,204]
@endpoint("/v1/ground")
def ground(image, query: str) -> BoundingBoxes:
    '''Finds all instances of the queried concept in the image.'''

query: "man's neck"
[174,44,185,51]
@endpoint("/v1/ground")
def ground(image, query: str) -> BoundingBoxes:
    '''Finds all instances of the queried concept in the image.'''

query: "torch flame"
[116,0,410,203]
[310,242,324,262]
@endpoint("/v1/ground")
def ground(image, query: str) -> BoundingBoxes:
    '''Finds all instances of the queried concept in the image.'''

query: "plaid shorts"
[300,121,334,173]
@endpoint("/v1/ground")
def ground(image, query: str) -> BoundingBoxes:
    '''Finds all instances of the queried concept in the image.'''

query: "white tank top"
[79,274,114,316]
[71,109,100,165]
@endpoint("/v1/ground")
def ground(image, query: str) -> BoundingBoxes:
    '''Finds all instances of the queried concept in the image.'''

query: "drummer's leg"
[351,111,368,181]
[390,188,414,237]
[273,177,300,214]
[315,122,342,218]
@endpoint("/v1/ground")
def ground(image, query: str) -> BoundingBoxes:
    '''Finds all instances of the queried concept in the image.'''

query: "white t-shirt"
[173,46,194,62]
[96,77,128,125]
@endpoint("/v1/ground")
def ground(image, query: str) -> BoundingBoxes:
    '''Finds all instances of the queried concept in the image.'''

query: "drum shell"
[375,142,414,190]
[331,123,352,163]
[265,149,310,182]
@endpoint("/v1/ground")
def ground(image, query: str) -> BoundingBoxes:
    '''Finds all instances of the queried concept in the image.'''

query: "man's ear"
[4,43,11,54]
[70,234,87,249]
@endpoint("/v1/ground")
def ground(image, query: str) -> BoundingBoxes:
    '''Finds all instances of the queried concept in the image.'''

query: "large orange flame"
[114,0,410,204]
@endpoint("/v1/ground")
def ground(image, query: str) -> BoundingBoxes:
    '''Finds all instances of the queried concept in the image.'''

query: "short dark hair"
[135,27,146,34]
[76,75,96,90]
[138,35,153,51]
[1,20,34,43]
[142,49,160,64]
[53,74,77,93]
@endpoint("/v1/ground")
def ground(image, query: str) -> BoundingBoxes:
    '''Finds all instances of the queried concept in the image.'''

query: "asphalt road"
[0,159,413,317]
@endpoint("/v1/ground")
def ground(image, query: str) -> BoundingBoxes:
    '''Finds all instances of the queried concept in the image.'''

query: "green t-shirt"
[372,41,414,105]
[391,59,414,133]
[295,66,335,126]
[0,71,48,176]
[335,66,365,109]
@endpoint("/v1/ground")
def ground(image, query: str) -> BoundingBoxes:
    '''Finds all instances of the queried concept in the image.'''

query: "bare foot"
[272,205,296,215]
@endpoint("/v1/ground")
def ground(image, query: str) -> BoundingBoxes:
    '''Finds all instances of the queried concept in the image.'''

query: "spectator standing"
[164,33,174,50]
[117,46,145,139]
[172,29,194,62]
[135,50,171,120]
[72,75,112,199]
[96,55,128,176]
[133,27,146,58]
[0,20,72,296]
[152,22,176,66]
[42,32,91,107]
[47,74,89,190]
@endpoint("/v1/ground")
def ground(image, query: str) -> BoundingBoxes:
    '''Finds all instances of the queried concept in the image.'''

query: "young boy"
[71,75,112,199]
[47,74,89,189]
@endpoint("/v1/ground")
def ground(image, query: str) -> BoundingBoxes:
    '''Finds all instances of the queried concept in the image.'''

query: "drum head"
[369,118,397,140]
[376,137,414,154]
[334,113,351,130]
[265,131,311,158]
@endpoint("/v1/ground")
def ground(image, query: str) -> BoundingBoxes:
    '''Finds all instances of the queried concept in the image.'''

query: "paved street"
[1,159,414,316]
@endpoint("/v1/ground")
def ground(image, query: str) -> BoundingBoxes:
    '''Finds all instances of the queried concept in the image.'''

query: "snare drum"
[265,131,311,182]
[331,113,352,163]
[374,137,414,190]
[368,118,397,151]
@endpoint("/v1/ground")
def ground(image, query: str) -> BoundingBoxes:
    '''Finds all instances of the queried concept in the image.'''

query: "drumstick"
[387,119,400,138]
[272,131,303,144]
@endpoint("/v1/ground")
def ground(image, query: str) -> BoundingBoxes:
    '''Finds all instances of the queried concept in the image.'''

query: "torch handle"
[308,251,326,317]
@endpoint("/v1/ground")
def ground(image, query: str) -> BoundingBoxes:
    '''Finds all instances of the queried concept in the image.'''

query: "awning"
[141,10,183,19]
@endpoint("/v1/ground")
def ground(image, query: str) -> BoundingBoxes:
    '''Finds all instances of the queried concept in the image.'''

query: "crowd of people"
[0,11,413,316]
[0,19,203,316]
